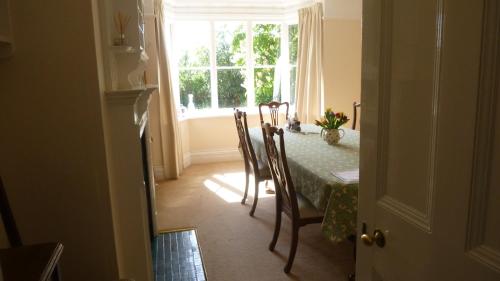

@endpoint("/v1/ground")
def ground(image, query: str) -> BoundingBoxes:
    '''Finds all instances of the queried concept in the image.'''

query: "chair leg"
[269,202,282,251]
[241,168,250,204]
[51,264,61,281]
[249,178,259,216]
[284,223,299,273]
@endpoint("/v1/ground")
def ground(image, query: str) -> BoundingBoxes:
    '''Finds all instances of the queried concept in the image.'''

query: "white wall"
[323,0,362,128]
[324,0,362,20]
[0,2,118,280]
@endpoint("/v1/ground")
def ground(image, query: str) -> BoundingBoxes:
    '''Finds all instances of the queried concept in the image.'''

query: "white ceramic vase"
[323,128,344,145]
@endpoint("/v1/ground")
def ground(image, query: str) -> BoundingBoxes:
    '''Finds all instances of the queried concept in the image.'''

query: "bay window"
[171,20,298,113]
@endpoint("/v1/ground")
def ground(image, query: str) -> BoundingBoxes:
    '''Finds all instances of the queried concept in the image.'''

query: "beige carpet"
[156,161,354,281]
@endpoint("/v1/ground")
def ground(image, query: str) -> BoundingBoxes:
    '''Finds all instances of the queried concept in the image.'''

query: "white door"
[357,0,500,280]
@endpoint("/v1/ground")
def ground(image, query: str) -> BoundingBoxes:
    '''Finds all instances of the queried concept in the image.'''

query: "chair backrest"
[262,123,299,218]
[0,177,22,247]
[233,109,259,171]
[258,101,289,127]
[352,102,361,130]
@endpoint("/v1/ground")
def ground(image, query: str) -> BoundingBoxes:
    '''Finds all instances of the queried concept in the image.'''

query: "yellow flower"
[325,107,333,114]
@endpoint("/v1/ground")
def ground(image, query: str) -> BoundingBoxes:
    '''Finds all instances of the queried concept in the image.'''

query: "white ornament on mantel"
[187,94,196,112]
[127,51,149,88]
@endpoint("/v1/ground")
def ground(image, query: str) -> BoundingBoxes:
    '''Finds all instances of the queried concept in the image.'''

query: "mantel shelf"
[106,85,157,128]
[105,85,158,104]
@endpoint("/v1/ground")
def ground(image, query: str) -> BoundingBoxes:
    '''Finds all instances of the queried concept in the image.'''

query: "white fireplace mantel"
[104,85,157,281]
[106,85,157,133]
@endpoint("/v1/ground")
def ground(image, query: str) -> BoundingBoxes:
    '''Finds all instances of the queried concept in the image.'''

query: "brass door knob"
[360,223,386,248]
[372,229,386,248]
[361,233,374,246]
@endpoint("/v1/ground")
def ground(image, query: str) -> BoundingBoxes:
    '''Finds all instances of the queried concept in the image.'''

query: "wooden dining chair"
[262,123,324,273]
[233,109,272,217]
[258,101,289,127]
[352,102,361,130]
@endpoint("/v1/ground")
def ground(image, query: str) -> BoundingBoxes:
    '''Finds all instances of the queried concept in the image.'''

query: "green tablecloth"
[249,124,359,242]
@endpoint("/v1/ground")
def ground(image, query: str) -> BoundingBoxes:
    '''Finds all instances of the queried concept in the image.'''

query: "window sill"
[177,107,262,121]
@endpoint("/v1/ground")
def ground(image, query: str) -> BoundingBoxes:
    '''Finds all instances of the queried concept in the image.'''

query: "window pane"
[173,22,210,67]
[288,24,298,64]
[179,70,211,109]
[215,22,246,67]
[290,66,296,105]
[253,24,281,66]
[254,67,277,105]
[218,69,247,108]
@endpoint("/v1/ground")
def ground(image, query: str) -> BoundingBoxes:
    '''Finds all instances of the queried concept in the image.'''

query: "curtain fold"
[154,1,183,179]
[295,3,324,124]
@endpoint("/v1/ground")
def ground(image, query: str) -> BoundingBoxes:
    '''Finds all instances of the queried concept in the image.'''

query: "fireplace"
[105,86,158,281]
[140,123,155,240]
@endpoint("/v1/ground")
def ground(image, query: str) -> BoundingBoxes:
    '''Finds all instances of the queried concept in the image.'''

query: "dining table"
[248,124,359,243]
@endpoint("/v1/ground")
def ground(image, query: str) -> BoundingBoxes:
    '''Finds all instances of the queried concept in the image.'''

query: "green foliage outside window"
[216,24,247,108]
[177,22,297,109]
[253,24,281,105]
[179,69,211,109]
[289,24,298,64]
[289,24,298,104]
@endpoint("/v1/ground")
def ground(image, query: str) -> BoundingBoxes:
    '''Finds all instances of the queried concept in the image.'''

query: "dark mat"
[153,229,207,281]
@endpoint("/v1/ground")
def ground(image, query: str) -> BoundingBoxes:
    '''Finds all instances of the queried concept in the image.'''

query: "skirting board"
[153,165,166,181]
[186,148,241,166]
[154,148,242,180]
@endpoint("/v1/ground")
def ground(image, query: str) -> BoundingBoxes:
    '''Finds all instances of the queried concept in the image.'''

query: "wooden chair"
[352,102,361,130]
[233,109,272,217]
[262,123,324,273]
[258,101,290,126]
[0,177,64,281]
[0,177,22,248]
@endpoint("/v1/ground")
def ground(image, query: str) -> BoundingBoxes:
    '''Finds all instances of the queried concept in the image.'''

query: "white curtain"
[154,1,183,179]
[295,2,324,123]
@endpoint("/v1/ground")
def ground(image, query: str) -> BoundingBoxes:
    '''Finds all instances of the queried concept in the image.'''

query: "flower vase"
[322,128,344,145]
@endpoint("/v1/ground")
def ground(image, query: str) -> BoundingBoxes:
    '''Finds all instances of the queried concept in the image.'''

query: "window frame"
[171,19,298,115]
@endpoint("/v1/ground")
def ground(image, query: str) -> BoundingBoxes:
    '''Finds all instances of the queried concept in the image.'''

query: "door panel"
[358,0,500,280]
[482,84,500,262]
[376,0,442,230]
[466,4,500,271]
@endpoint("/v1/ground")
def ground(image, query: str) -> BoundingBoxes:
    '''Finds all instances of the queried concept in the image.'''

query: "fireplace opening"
[140,129,155,241]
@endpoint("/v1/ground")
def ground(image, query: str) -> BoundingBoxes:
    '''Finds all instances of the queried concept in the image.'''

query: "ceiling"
[161,0,317,19]
[165,0,313,8]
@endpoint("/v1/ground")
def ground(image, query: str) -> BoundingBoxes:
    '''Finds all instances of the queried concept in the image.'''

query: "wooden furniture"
[0,177,63,280]
[262,123,324,273]
[0,243,64,281]
[248,124,359,243]
[352,102,361,130]
[233,109,272,217]
[0,177,21,248]
[258,101,290,126]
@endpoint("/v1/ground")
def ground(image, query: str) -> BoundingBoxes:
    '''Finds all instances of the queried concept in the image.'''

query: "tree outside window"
[174,22,211,109]
[172,20,298,111]
[289,24,298,105]
[216,22,247,108]
[253,23,281,105]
